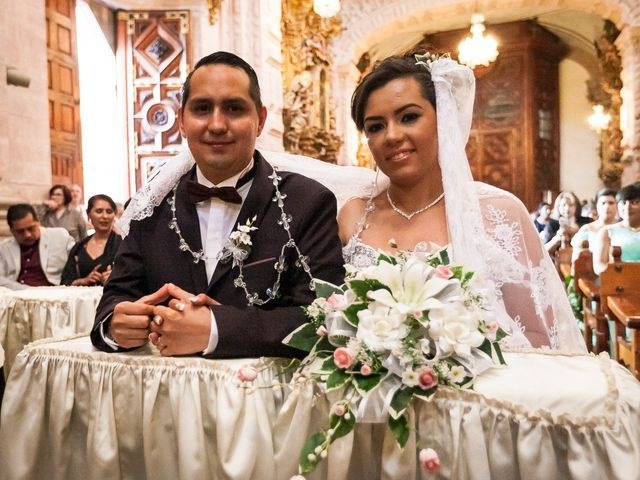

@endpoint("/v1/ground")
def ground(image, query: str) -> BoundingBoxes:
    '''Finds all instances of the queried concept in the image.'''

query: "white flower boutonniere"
[219,216,258,267]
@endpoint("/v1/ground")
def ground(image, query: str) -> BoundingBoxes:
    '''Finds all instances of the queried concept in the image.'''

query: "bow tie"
[186,182,242,204]
[186,162,257,204]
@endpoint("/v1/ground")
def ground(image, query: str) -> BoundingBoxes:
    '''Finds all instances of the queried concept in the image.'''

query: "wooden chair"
[600,247,640,379]
[573,241,607,353]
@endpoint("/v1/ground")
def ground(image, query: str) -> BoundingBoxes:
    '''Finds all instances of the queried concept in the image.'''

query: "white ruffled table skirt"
[0,286,102,375]
[0,336,639,480]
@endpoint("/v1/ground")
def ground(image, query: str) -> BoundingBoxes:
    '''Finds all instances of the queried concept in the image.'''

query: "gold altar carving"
[281,0,343,163]
[207,0,222,25]
[589,20,623,188]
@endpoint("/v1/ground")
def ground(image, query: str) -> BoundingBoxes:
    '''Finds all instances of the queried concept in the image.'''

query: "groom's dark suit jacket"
[91,152,344,359]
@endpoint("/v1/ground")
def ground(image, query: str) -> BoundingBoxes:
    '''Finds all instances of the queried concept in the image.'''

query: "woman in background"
[41,184,87,242]
[571,188,617,259]
[61,194,121,286]
[541,191,592,254]
[593,182,640,274]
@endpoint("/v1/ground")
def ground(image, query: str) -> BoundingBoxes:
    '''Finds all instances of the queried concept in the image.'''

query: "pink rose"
[326,293,346,310]
[417,366,438,390]
[360,364,372,376]
[316,325,328,336]
[434,265,453,279]
[289,476,306,480]
[333,347,354,369]
[487,321,499,333]
[419,448,441,473]
[237,366,258,382]
[332,403,346,417]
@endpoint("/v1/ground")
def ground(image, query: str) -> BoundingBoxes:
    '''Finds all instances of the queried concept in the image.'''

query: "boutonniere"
[219,216,258,267]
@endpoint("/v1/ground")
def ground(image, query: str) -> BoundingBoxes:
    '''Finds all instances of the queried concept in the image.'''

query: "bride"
[339,50,585,352]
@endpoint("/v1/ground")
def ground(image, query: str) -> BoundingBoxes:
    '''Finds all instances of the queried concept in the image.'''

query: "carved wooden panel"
[117,11,189,190]
[47,0,83,187]
[426,20,566,211]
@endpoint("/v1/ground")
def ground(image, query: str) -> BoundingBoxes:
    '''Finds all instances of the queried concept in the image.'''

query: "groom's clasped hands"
[110,283,219,356]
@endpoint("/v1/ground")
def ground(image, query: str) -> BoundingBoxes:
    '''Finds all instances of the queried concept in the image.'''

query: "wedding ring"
[153,315,163,326]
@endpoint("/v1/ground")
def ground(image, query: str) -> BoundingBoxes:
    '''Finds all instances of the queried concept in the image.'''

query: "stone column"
[616,25,640,184]
[0,0,52,237]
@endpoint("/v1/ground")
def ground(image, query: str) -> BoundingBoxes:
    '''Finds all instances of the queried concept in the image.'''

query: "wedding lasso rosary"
[167,168,315,306]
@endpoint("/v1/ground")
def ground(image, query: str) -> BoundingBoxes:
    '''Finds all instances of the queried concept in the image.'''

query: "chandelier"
[313,0,341,18]
[587,105,611,132]
[458,14,499,69]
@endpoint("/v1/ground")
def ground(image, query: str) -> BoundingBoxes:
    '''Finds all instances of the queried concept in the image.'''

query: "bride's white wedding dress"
[343,182,584,351]
[274,187,640,480]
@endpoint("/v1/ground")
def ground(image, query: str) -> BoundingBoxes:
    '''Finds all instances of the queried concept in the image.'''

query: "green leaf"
[313,336,334,356]
[348,279,388,300]
[326,368,351,391]
[377,253,397,265]
[320,356,338,373]
[462,271,474,287]
[282,323,318,352]
[329,407,356,440]
[492,341,506,365]
[478,337,492,357]
[451,265,463,280]
[389,386,414,419]
[314,279,344,299]
[388,413,410,448]
[353,373,383,394]
[412,386,437,401]
[495,327,509,342]
[299,431,326,474]
[439,249,450,265]
[343,302,368,326]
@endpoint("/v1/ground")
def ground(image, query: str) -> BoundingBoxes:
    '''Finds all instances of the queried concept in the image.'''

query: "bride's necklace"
[386,190,445,220]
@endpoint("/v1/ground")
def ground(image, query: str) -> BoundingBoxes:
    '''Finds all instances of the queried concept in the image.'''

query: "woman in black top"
[61,194,122,286]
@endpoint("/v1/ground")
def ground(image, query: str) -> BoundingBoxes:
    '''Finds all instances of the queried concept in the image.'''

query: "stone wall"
[0,0,52,236]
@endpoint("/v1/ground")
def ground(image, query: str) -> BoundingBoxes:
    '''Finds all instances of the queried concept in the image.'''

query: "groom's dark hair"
[351,47,438,131]
[180,51,263,113]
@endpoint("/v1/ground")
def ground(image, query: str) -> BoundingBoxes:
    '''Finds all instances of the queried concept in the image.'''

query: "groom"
[91,51,344,359]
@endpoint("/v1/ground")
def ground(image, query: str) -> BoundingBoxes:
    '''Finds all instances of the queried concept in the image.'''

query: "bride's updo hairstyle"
[350,48,437,131]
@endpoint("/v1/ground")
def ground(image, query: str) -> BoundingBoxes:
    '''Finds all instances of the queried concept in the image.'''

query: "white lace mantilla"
[343,182,585,352]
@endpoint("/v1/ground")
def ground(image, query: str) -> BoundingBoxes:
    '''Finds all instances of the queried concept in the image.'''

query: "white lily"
[363,257,461,315]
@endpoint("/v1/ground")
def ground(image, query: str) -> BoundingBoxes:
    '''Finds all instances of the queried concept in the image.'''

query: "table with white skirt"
[0,286,102,376]
[1,335,639,480]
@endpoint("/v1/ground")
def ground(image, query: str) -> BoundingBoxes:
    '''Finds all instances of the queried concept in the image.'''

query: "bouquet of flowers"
[283,246,508,475]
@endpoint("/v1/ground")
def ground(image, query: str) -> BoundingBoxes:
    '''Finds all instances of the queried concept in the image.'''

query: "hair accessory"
[414,52,451,70]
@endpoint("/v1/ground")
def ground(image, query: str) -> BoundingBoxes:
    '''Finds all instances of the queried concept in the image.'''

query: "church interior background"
[2,0,640,236]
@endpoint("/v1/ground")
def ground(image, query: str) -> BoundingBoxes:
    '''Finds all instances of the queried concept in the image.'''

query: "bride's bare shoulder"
[338,197,369,243]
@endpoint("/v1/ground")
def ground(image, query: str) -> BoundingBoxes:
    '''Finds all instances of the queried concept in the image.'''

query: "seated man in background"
[0,204,74,289]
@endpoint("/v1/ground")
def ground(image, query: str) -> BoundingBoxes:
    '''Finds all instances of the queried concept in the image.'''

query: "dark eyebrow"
[188,96,249,106]
[363,103,424,123]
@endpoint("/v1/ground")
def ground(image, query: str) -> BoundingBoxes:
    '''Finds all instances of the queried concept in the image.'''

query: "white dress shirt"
[195,160,254,353]
[102,160,254,354]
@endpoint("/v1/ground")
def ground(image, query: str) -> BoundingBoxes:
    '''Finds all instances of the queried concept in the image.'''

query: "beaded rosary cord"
[167,168,315,306]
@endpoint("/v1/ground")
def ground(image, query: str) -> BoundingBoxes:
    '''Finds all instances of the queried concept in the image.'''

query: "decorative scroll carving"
[589,20,623,188]
[207,0,222,25]
[281,0,343,163]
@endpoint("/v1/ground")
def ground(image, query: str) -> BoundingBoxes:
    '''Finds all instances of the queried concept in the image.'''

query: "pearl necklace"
[386,190,445,220]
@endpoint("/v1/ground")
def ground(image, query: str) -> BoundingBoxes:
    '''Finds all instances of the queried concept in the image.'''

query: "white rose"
[428,304,485,357]
[356,303,408,352]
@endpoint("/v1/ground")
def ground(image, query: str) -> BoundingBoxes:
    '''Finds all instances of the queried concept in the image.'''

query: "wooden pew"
[573,241,607,353]
[555,243,573,281]
[600,246,640,379]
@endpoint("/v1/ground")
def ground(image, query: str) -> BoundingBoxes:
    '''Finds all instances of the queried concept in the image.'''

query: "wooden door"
[47,0,83,187]
[117,10,189,191]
